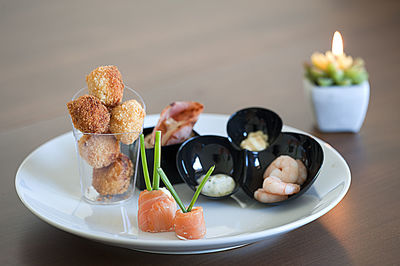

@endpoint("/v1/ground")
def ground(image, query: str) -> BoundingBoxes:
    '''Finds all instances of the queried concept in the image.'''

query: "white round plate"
[15,114,351,254]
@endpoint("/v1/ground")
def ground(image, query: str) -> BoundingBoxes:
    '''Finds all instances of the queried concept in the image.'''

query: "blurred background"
[2,1,400,264]
[1,0,398,133]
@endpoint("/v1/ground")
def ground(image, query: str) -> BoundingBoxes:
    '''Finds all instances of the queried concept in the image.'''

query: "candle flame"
[332,31,343,56]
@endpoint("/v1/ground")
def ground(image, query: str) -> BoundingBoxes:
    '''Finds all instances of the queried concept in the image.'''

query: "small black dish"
[176,135,243,199]
[227,107,283,152]
[135,127,199,189]
[241,132,324,205]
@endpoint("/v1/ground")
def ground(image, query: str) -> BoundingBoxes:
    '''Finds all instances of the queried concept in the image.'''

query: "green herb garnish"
[187,165,215,212]
[157,165,215,213]
[139,134,152,191]
[152,131,161,190]
[157,167,187,213]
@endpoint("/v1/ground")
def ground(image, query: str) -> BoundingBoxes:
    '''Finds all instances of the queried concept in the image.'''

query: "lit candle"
[332,31,343,56]
[305,31,368,86]
[311,31,353,71]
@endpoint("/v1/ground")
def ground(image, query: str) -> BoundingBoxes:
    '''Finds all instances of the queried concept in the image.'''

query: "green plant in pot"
[303,31,370,133]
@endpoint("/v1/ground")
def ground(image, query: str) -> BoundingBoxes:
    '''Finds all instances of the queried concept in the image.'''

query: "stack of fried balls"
[67,65,145,196]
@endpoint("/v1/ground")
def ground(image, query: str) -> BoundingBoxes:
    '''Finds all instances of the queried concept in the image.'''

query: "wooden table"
[1,0,399,265]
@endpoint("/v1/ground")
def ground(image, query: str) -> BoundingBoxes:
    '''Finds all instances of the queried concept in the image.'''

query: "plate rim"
[15,113,351,250]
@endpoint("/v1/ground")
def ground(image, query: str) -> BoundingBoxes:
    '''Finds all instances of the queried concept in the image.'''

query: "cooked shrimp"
[263,155,299,183]
[263,176,300,195]
[296,160,307,185]
[267,168,284,180]
[254,188,288,203]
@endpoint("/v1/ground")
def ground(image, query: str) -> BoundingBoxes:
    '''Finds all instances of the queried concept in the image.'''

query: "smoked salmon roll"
[174,207,206,240]
[138,188,177,232]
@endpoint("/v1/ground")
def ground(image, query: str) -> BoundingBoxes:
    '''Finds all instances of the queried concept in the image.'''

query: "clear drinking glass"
[70,87,145,204]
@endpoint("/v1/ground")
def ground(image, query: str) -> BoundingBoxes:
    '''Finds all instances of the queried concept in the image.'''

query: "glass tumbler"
[70,87,145,204]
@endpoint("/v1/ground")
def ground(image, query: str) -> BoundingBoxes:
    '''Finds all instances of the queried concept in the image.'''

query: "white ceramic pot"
[304,79,370,133]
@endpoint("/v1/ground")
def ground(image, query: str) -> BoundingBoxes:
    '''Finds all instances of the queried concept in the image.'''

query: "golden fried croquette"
[86,65,124,107]
[109,100,145,145]
[78,135,120,168]
[67,95,110,133]
[92,153,133,196]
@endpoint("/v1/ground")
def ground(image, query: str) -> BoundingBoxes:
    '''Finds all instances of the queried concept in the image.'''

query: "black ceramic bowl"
[241,132,324,205]
[227,107,283,151]
[135,127,199,189]
[176,135,243,199]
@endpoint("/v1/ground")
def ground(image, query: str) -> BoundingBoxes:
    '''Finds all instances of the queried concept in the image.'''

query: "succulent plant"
[305,52,368,86]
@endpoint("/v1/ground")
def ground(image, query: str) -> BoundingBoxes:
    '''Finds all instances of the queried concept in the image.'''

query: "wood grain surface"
[1,0,399,265]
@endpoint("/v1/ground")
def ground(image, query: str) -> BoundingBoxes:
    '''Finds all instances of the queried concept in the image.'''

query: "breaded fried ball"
[86,65,124,107]
[92,153,133,196]
[67,95,110,133]
[110,100,145,145]
[78,135,120,168]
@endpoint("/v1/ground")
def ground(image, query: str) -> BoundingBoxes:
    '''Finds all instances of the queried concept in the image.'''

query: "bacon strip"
[150,101,204,146]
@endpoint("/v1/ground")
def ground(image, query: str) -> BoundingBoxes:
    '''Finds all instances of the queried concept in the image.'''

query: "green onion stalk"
[152,131,161,190]
[139,130,162,191]
[157,165,215,213]
[139,134,152,191]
